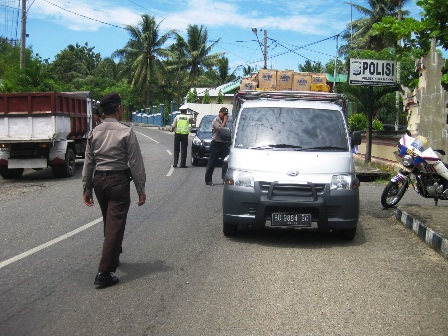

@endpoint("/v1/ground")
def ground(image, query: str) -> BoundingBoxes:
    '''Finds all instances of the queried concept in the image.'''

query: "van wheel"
[337,227,356,240]
[223,221,238,237]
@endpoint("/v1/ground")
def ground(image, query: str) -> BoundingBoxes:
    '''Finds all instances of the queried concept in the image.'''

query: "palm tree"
[174,24,225,87]
[340,0,410,56]
[298,60,324,73]
[113,15,175,106]
[243,65,255,76]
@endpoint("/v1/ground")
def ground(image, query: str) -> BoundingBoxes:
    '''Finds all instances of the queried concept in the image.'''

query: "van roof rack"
[232,90,348,118]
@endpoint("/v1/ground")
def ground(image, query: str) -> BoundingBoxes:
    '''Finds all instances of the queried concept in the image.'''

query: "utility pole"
[263,30,267,69]
[395,0,402,130]
[20,0,27,70]
[334,33,339,91]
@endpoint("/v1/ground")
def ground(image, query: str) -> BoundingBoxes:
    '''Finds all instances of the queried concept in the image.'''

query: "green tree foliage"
[174,24,224,87]
[298,60,324,73]
[340,0,410,57]
[0,38,57,92]
[216,89,223,104]
[243,65,256,76]
[202,89,211,104]
[348,113,383,132]
[113,15,175,106]
[373,0,447,54]
[373,0,448,87]
[325,59,347,75]
[50,43,101,84]
[187,88,198,103]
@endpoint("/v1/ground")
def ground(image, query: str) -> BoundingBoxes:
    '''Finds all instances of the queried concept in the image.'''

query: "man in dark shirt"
[205,107,229,186]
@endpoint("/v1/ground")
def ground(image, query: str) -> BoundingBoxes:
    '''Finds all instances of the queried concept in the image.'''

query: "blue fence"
[131,102,181,127]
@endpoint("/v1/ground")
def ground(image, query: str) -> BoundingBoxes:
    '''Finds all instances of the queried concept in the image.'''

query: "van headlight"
[226,170,254,187]
[330,174,359,190]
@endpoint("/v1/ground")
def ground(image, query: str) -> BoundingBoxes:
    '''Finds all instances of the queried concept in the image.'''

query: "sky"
[0,0,443,77]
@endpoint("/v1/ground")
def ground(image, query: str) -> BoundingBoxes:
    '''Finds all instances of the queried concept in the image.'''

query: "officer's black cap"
[100,92,121,108]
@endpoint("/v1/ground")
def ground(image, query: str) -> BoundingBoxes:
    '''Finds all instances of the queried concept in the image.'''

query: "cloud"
[29,0,345,37]
[30,0,141,31]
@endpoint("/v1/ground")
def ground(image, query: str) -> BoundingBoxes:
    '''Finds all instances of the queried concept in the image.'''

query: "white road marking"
[134,130,174,176]
[136,132,159,143]
[0,218,103,270]
[166,166,174,176]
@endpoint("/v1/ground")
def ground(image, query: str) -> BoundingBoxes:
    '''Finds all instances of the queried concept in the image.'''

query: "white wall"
[187,103,233,126]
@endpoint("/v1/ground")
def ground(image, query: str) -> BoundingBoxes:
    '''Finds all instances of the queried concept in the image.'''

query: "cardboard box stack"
[258,69,277,90]
[276,70,294,90]
[293,72,312,91]
[239,70,330,92]
[240,78,258,90]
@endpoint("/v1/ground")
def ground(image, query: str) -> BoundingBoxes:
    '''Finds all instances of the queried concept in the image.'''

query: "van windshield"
[234,107,348,151]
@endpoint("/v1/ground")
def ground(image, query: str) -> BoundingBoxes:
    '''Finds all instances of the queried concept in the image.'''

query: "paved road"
[0,127,447,336]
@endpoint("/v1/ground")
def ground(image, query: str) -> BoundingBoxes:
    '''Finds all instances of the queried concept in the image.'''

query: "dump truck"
[0,91,94,179]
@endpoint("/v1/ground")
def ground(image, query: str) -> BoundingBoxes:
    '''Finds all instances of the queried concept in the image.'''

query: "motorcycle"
[381,133,448,208]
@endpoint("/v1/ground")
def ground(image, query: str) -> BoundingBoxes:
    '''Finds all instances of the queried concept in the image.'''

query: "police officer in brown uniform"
[82,92,146,286]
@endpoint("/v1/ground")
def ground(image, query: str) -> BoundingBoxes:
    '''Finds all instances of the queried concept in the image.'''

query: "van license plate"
[271,213,311,227]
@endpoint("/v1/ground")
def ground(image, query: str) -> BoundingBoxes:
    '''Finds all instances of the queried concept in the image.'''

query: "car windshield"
[234,107,348,151]
[199,116,232,132]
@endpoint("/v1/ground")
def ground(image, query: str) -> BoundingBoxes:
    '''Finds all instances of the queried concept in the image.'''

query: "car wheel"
[191,156,199,166]
[223,221,238,237]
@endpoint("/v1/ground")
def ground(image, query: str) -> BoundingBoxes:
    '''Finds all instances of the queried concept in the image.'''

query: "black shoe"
[173,164,177,168]
[206,182,214,186]
[180,165,188,168]
[94,272,119,286]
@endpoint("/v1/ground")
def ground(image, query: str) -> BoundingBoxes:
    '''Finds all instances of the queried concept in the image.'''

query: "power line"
[43,0,128,30]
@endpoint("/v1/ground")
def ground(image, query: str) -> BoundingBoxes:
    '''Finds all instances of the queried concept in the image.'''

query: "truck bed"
[0,92,91,142]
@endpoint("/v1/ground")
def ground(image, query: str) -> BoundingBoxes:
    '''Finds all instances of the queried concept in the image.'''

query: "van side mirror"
[220,127,231,142]
[351,131,361,146]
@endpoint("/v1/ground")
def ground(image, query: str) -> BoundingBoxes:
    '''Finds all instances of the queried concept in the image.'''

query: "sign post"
[349,58,397,163]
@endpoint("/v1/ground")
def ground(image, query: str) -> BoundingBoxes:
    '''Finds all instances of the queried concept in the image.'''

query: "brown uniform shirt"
[82,118,146,196]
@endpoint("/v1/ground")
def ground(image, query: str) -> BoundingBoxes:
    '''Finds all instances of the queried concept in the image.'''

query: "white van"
[221,91,361,240]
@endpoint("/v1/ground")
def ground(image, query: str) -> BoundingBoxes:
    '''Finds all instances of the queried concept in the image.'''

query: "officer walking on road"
[171,105,195,168]
[82,92,146,287]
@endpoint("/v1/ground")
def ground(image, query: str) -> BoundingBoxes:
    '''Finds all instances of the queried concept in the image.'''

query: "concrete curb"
[396,207,448,260]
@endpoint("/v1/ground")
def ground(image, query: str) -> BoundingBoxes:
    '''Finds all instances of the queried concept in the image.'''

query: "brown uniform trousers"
[93,172,131,272]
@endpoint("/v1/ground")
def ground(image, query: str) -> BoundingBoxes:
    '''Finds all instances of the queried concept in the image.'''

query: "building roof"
[194,77,241,97]
[326,73,348,83]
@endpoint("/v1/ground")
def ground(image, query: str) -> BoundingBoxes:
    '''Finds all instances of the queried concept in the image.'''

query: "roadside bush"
[348,113,383,132]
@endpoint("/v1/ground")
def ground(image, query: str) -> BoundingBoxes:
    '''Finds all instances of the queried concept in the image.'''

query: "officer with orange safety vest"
[171,105,195,168]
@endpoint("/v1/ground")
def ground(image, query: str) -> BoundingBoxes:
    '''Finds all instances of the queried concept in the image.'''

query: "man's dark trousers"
[174,133,188,166]
[205,140,228,183]
[93,174,130,272]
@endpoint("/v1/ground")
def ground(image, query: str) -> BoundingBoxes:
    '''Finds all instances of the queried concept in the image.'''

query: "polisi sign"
[349,58,396,86]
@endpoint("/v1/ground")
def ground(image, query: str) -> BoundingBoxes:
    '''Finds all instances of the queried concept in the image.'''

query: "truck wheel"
[0,166,24,179]
[52,148,76,178]
[223,221,238,237]
[191,156,199,166]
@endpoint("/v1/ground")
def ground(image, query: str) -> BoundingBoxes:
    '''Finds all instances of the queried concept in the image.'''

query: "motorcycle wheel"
[381,180,408,208]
